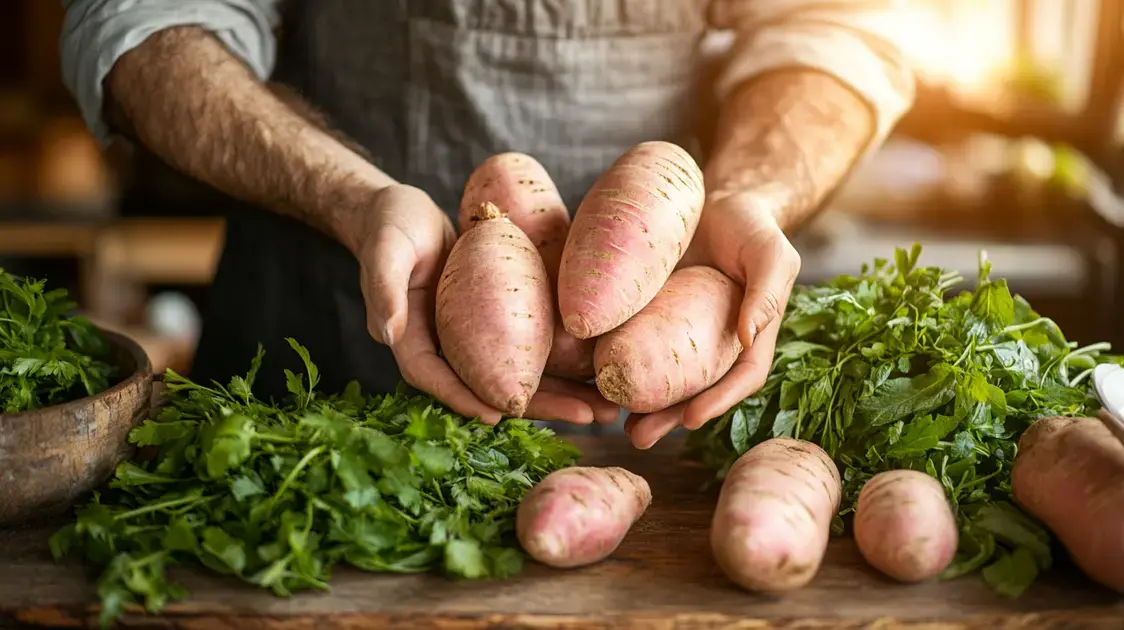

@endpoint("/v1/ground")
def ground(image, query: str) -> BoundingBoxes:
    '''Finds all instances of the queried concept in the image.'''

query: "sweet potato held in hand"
[460,153,594,379]
[593,265,742,412]
[710,438,840,592]
[854,470,958,582]
[517,466,651,568]
[1011,415,1124,593]
[435,202,552,417]
[557,141,705,340]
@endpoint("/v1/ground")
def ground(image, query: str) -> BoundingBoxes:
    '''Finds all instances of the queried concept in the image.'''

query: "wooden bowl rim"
[1,327,153,421]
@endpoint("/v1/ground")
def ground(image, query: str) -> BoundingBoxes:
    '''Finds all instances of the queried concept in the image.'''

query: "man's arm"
[704,70,874,233]
[60,0,394,255]
[104,26,393,255]
[704,0,915,230]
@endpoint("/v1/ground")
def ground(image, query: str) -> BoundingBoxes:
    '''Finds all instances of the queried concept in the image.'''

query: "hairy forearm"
[105,26,394,254]
[705,71,874,233]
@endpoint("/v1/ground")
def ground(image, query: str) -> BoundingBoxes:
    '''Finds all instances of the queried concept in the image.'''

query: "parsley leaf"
[51,340,580,627]
[687,245,1122,595]
[0,268,115,412]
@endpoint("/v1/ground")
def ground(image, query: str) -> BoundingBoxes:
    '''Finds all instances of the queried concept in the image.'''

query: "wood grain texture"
[0,329,152,525]
[1,437,1121,629]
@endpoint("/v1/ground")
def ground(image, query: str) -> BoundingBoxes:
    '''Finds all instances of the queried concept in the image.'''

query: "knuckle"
[366,322,383,343]
[758,289,783,322]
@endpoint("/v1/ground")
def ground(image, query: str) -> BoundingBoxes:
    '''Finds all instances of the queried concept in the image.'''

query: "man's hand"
[357,184,618,426]
[624,192,799,448]
[625,71,875,449]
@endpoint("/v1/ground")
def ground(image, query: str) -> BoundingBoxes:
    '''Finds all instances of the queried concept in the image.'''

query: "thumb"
[361,225,417,346]
[737,242,799,349]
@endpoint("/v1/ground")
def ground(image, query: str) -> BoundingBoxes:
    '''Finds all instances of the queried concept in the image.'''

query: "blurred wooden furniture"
[0,217,224,374]
[81,218,224,319]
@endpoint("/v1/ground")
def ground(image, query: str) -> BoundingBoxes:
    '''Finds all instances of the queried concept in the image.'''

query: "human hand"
[356,184,617,425]
[625,191,800,448]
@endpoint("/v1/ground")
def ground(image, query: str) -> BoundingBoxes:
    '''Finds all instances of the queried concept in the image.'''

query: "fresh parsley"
[50,339,581,628]
[687,244,1122,596]
[0,268,114,413]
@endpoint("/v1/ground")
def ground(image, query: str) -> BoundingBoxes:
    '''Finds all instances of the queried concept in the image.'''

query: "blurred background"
[1,0,1123,378]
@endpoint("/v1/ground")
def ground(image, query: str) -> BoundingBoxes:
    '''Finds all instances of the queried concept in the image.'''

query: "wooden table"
[2,437,1122,629]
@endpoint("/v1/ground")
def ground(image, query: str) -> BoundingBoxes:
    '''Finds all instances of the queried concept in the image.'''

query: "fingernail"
[382,321,396,346]
[744,320,757,348]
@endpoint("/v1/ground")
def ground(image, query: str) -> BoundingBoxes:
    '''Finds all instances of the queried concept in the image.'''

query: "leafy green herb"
[0,268,114,412]
[687,244,1121,595]
[51,339,580,627]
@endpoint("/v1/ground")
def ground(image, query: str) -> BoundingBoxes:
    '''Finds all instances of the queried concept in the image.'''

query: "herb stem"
[116,494,214,521]
[1068,342,1111,359]
[1069,367,1095,388]
[953,340,976,367]
[254,433,298,444]
[129,551,169,570]
[999,317,1059,337]
[269,445,326,507]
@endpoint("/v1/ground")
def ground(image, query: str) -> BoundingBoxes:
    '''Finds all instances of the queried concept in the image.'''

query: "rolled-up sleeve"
[708,0,916,147]
[60,0,281,144]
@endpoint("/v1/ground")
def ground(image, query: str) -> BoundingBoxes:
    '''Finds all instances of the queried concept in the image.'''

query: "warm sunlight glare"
[873,1,1014,99]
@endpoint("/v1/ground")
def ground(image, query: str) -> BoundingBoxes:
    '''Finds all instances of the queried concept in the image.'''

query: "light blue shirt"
[61,0,916,148]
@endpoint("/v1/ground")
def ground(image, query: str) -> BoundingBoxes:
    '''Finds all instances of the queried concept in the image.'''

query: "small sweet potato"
[1011,415,1124,593]
[557,141,705,340]
[516,466,651,568]
[460,153,595,379]
[435,202,552,416]
[593,265,742,412]
[854,469,958,582]
[710,438,841,592]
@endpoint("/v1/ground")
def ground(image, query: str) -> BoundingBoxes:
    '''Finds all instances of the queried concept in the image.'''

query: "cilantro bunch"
[50,339,580,627]
[0,268,114,413]
[688,244,1122,596]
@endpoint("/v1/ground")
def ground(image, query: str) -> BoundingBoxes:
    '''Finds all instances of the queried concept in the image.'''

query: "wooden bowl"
[0,330,153,526]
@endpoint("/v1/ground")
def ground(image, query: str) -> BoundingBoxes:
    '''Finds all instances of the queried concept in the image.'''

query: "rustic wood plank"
[1,436,1121,629]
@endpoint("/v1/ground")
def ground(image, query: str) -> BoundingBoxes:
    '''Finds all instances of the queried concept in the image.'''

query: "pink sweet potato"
[557,141,705,340]
[460,153,595,380]
[516,466,651,568]
[592,265,742,412]
[854,469,958,582]
[710,438,841,592]
[1011,415,1124,593]
[435,201,552,416]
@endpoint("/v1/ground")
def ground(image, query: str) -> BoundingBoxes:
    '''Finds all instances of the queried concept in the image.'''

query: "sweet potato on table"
[557,141,705,340]
[1011,415,1124,593]
[435,202,552,417]
[460,153,595,380]
[854,469,958,582]
[517,466,651,568]
[710,438,841,592]
[593,265,742,412]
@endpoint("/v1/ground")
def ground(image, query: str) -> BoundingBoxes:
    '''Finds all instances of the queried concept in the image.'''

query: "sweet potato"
[1011,415,1124,593]
[460,153,595,380]
[710,438,841,592]
[854,469,958,582]
[435,201,552,416]
[517,466,651,568]
[593,265,742,412]
[557,141,705,340]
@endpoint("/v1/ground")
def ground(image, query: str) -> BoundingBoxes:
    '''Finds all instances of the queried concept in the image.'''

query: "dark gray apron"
[191,0,714,403]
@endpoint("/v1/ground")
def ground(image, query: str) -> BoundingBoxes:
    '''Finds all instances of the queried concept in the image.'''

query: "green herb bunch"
[687,244,1121,596]
[0,268,114,412]
[50,339,581,627]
